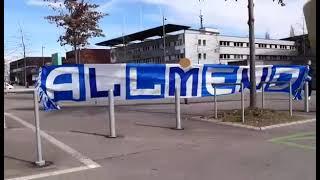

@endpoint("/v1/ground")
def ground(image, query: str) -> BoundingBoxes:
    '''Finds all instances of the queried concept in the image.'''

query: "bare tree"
[44,0,107,64]
[226,0,285,108]
[18,23,28,87]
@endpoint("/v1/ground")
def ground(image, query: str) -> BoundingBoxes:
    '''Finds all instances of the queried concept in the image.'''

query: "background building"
[10,57,54,86]
[65,49,111,64]
[96,24,299,66]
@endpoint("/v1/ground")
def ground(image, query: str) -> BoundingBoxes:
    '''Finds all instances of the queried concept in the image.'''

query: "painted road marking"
[6,166,91,180]
[5,112,101,180]
[268,132,316,150]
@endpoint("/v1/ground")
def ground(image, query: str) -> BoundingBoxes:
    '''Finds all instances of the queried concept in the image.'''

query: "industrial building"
[9,57,53,86]
[96,24,299,65]
[65,49,111,64]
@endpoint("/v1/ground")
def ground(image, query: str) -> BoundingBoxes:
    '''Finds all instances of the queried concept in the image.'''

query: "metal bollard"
[174,87,183,130]
[304,81,309,112]
[108,89,116,138]
[214,85,217,119]
[241,83,244,123]
[4,114,6,129]
[261,83,264,109]
[33,90,46,166]
[289,81,293,116]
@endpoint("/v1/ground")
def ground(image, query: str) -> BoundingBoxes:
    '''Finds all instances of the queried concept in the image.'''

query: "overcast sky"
[4,0,308,61]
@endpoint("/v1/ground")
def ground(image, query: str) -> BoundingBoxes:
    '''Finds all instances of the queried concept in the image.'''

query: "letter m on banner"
[169,67,199,97]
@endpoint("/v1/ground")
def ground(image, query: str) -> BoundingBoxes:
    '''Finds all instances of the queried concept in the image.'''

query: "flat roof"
[96,24,190,46]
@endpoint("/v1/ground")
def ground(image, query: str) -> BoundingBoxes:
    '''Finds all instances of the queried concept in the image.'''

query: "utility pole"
[162,16,166,63]
[42,46,45,66]
[199,10,204,29]
[248,0,257,108]
[18,23,27,88]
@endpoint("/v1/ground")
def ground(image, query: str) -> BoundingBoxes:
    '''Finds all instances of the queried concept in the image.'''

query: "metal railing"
[212,83,245,123]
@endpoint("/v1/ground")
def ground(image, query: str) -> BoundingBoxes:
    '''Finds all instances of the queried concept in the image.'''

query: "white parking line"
[6,166,91,180]
[4,112,101,180]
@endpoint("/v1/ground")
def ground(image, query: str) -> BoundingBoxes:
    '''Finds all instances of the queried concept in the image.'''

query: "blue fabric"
[37,64,309,111]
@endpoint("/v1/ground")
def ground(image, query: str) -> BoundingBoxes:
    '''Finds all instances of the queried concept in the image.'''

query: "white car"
[4,82,14,90]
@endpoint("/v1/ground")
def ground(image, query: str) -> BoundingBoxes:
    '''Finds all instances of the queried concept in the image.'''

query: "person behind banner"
[306,60,313,100]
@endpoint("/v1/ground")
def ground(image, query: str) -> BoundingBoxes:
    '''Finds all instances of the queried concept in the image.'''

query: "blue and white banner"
[36,64,309,111]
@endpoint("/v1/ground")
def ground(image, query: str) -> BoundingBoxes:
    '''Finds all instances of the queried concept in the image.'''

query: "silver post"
[304,81,309,112]
[261,82,264,109]
[289,81,292,116]
[4,114,6,129]
[175,86,183,130]
[214,85,217,119]
[33,90,45,166]
[108,89,116,138]
[241,83,244,123]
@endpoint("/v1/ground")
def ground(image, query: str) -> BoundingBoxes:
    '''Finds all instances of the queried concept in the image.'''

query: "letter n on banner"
[126,64,166,99]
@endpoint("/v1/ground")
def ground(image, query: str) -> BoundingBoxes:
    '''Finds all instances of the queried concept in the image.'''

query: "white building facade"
[98,24,298,65]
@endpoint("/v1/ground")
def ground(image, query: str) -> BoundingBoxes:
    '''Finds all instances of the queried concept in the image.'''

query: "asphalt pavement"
[4,91,316,180]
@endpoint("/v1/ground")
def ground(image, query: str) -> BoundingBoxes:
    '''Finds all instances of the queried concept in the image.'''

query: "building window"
[279,45,286,49]
[220,54,230,59]
[198,53,202,59]
[258,44,267,48]
[234,54,243,59]
[203,53,206,59]
[234,42,243,47]
[198,39,201,46]
[203,40,206,46]
[219,41,230,46]
[246,43,249,47]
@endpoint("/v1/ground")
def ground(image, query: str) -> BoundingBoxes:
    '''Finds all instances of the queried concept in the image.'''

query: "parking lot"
[4,91,316,180]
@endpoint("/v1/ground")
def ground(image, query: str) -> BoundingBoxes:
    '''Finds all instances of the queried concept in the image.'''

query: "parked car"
[4,82,14,90]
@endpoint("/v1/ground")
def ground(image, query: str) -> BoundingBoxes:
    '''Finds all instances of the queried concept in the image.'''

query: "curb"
[190,116,316,131]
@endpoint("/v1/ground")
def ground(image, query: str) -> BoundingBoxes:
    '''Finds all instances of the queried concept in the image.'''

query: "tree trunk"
[248,0,257,108]
[78,47,81,64]
[74,45,78,64]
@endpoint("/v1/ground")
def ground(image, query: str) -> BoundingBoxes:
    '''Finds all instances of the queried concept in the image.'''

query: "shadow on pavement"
[4,155,34,165]
[69,130,108,137]
[134,122,173,129]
